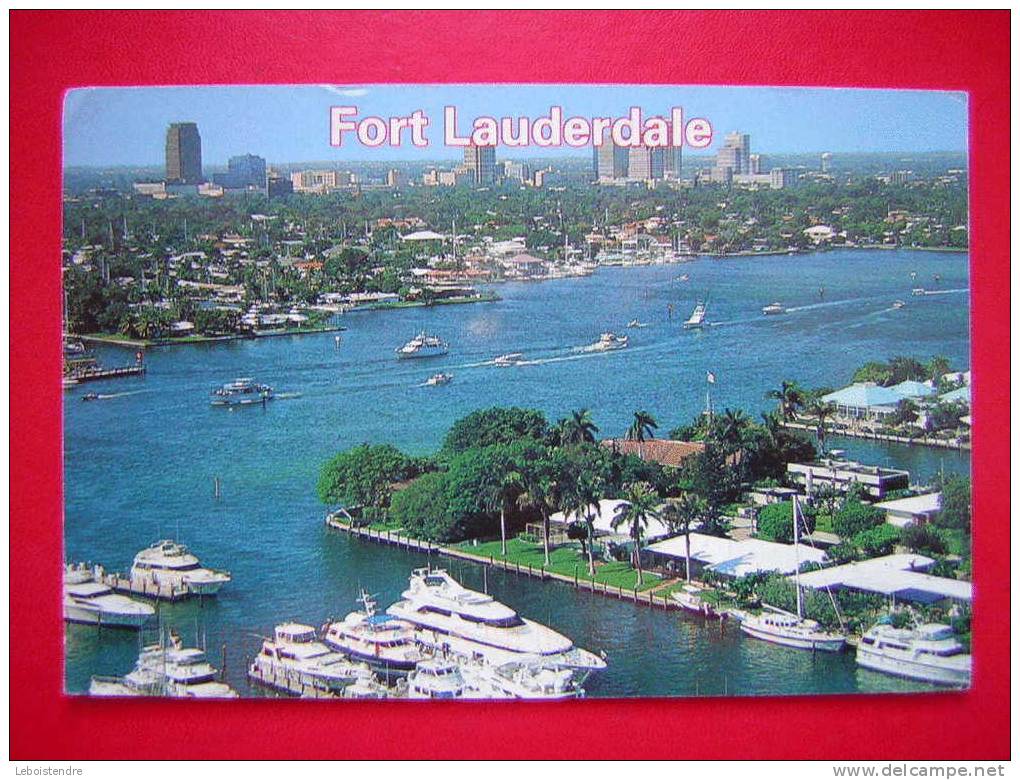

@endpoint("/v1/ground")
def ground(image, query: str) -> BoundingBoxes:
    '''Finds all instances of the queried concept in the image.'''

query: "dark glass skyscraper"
[165,122,203,184]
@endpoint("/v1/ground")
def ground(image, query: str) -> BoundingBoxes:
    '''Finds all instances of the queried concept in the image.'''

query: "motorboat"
[395,331,449,359]
[248,622,376,694]
[322,591,424,673]
[424,372,453,386]
[588,332,628,351]
[683,301,708,329]
[670,583,721,619]
[677,274,690,282]
[912,287,926,296]
[210,377,275,406]
[892,300,906,309]
[762,302,786,315]
[386,567,606,674]
[493,352,524,367]
[90,631,238,698]
[461,660,584,700]
[627,320,648,329]
[737,497,846,652]
[129,540,231,596]
[64,563,154,629]
[856,620,971,687]
[406,659,470,699]
[81,392,100,402]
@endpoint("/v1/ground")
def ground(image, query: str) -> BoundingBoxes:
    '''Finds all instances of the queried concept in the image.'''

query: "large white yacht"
[588,332,628,351]
[856,621,971,687]
[248,622,376,695]
[322,592,424,673]
[386,568,606,673]
[683,301,708,329]
[129,540,231,596]
[461,660,584,700]
[90,631,238,698]
[210,377,275,406]
[395,331,449,359]
[64,563,155,629]
[737,496,847,653]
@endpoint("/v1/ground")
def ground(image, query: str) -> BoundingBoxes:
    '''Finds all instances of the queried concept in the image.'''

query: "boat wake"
[921,288,969,296]
[274,392,303,400]
[90,390,147,400]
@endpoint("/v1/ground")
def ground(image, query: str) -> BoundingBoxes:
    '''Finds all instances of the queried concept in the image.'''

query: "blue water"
[64,249,970,697]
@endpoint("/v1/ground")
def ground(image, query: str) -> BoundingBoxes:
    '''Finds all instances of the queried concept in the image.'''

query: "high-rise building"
[770,168,798,189]
[462,144,496,185]
[628,146,665,180]
[714,131,751,182]
[165,122,203,184]
[213,154,267,189]
[821,152,833,173]
[663,145,682,179]
[748,154,762,175]
[592,129,630,180]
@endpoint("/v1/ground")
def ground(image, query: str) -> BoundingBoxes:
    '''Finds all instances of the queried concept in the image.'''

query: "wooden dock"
[97,572,195,602]
[65,364,146,383]
[247,663,339,699]
[780,421,970,451]
[325,514,680,611]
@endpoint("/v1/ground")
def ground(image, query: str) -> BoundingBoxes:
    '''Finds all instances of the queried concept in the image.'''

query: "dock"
[780,421,970,451]
[96,572,196,602]
[65,364,146,383]
[246,664,339,699]
[325,514,681,611]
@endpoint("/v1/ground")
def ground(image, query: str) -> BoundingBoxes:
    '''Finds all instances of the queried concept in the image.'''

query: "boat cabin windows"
[135,561,202,572]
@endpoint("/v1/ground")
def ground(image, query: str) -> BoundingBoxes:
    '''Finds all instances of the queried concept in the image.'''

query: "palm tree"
[806,398,837,453]
[660,492,708,583]
[927,355,951,387]
[567,474,603,577]
[626,410,658,442]
[562,408,599,446]
[496,466,523,557]
[516,466,554,567]
[610,482,660,586]
[764,380,805,421]
[716,408,751,455]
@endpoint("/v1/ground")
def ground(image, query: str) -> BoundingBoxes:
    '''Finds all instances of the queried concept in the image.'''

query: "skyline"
[63,84,969,168]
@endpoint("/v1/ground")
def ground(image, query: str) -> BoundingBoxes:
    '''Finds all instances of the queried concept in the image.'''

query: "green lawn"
[457,537,661,591]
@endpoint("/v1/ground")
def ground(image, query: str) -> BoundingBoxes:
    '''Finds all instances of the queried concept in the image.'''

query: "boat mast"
[793,495,803,620]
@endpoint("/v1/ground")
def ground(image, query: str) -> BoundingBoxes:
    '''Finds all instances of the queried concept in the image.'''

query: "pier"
[325,514,680,611]
[96,572,196,602]
[246,664,339,699]
[65,363,146,383]
[780,421,970,451]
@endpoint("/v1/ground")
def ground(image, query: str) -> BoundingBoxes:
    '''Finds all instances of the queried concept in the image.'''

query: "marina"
[64,250,970,698]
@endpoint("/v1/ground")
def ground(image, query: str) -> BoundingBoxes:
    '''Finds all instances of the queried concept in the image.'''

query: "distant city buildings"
[462,144,497,185]
[821,152,833,173]
[770,167,799,189]
[290,169,357,193]
[627,146,665,180]
[713,131,750,182]
[593,129,630,181]
[165,122,203,184]
[212,154,267,190]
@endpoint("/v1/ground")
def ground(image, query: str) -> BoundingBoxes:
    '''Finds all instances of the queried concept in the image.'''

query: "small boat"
[493,352,524,367]
[406,659,472,700]
[589,332,628,351]
[761,302,786,316]
[81,392,100,402]
[892,300,906,309]
[64,563,154,629]
[395,331,449,359]
[670,583,721,619]
[460,660,583,700]
[677,274,690,282]
[130,540,231,596]
[737,497,846,652]
[912,287,926,296]
[424,373,452,386]
[683,301,708,329]
[856,620,971,687]
[211,377,275,406]
[627,319,648,329]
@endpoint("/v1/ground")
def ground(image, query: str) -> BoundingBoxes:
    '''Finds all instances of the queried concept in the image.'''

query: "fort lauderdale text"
[329,106,713,149]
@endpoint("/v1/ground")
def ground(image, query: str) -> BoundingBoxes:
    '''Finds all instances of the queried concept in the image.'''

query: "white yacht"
[210,377,275,406]
[248,622,376,694]
[738,496,847,652]
[406,659,471,699]
[90,631,237,698]
[892,300,906,309]
[130,540,231,596]
[589,332,628,351]
[683,301,708,329]
[762,302,786,315]
[322,592,424,673]
[64,563,155,629]
[627,319,648,329]
[461,660,584,700]
[856,621,971,687]
[395,331,449,359]
[493,352,524,367]
[386,568,607,673]
[424,372,453,386]
[671,583,722,619]
[912,287,927,296]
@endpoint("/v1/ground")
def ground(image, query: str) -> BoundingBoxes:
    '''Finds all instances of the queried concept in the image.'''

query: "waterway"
[64,248,971,697]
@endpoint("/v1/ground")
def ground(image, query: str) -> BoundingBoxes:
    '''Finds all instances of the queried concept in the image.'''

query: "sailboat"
[737,496,847,652]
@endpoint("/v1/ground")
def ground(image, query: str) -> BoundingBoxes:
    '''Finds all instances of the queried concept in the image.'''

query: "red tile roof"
[600,438,706,468]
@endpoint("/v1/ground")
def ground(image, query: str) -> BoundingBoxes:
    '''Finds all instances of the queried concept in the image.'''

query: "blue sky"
[63,84,968,167]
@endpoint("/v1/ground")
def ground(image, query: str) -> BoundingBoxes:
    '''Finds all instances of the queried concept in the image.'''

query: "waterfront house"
[820,383,905,421]
[873,493,942,528]
[599,438,706,468]
[546,499,674,544]
[786,457,910,499]
[794,553,971,605]
[645,533,827,578]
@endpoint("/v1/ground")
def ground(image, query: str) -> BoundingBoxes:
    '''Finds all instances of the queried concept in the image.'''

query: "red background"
[10,10,1010,759]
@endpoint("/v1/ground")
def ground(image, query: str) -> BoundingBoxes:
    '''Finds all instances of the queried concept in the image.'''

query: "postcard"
[60,83,974,702]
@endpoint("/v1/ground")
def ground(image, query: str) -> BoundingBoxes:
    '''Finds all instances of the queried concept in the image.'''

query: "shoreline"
[78,324,348,349]
[782,421,971,451]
